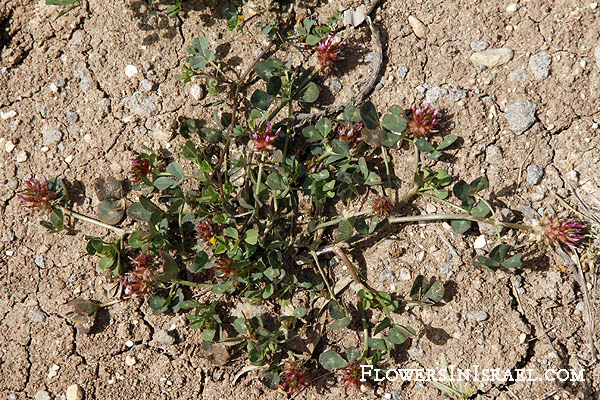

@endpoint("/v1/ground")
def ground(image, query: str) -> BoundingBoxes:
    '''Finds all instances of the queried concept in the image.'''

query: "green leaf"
[46,0,79,5]
[244,229,259,245]
[319,350,348,371]
[388,326,408,345]
[316,118,332,137]
[223,227,239,240]
[374,317,391,335]
[306,34,321,45]
[294,307,307,318]
[302,125,323,143]
[98,256,115,270]
[343,106,362,123]
[367,338,387,351]
[502,253,522,268]
[452,180,470,201]
[202,329,216,342]
[428,150,443,160]
[128,231,148,248]
[148,295,167,310]
[154,177,179,190]
[490,244,511,261]
[161,251,180,281]
[166,162,185,179]
[293,81,320,103]
[382,113,407,133]
[262,283,275,298]
[451,219,471,234]
[437,135,458,150]
[97,199,124,225]
[331,316,351,330]
[251,90,274,111]
[337,219,354,235]
[360,101,380,130]
[328,300,346,319]
[365,172,382,185]
[381,131,403,148]
[266,76,282,95]
[470,176,489,193]
[415,137,435,152]
[126,202,152,221]
[433,188,449,199]
[471,201,491,217]
[346,346,360,362]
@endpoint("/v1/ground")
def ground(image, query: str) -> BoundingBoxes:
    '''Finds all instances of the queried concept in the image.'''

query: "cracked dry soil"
[1,0,600,399]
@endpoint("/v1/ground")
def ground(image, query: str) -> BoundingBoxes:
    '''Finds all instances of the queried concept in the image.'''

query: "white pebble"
[474,235,487,249]
[124,65,139,78]
[0,109,17,119]
[41,146,49,152]
[506,3,518,12]
[125,355,137,366]
[591,2,598,9]
[47,364,60,380]
[125,340,134,347]
[190,84,202,100]
[408,16,428,39]
[49,83,58,93]
[65,155,74,164]
[66,384,83,400]
[5,141,15,153]
[580,60,587,68]
[83,134,92,144]
[16,150,28,163]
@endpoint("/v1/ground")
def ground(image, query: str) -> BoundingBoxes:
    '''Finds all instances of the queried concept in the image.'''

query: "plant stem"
[358,296,369,359]
[255,153,266,200]
[419,192,467,212]
[59,206,127,235]
[310,251,336,300]
[172,279,213,288]
[387,213,533,232]
[381,146,392,198]
[311,209,373,232]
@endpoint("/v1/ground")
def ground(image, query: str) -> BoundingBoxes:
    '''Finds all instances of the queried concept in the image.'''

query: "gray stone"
[364,51,377,67]
[407,347,424,358]
[42,127,63,145]
[447,86,466,102]
[34,255,45,268]
[65,111,79,123]
[122,91,159,117]
[391,392,403,400]
[526,164,544,185]
[504,99,537,133]
[330,79,342,94]
[379,268,396,282]
[470,40,490,52]
[396,65,408,79]
[470,48,514,67]
[212,367,224,381]
[439,262,453,276]
[152,329,175,345]
[39,107,48,118]
[56,77,66,88]
[27,309,46,323]
[35,391,51,400]
[466,311,489,322]
[485,144,503,164]
[74,69,90,79]
[509,68,527,82]
[140,79,154,92]
[425,86,448,105]
[79,80,95,92]
[448,312,461,322]
[594,45,600,69]
[397,268,411,281]
[529,51,551,80]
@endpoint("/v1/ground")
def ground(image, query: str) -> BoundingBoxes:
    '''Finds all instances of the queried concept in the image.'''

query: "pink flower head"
[212,256,236,279]
[317,34,344,72]
[279,362,309,396]
[337,122,364,145]
[531,215,586,248]
[17,179,57,212]
[250,122,279,152]
[372,196,394,217]
[196,220,214,241]
[408,104,442,136]
[129,157,151,184]
[342,361,363,393]
[122,254,155,298]
[304,157,325,174]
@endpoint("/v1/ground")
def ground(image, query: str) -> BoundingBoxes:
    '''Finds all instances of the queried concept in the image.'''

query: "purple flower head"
[532,215,586,248]
[279,362,309,396]
[250,122,280,152]
[408,104,442,136]
[212,256,236,279]
[317,34,344,72]
[122,254,155,298]
[304,157,325,174]
[342,361,363,393]
[17,179,57,212]
[337,122,364,146]
[372,196,394,217]
[196,220,214,241]
[129,157,151,184]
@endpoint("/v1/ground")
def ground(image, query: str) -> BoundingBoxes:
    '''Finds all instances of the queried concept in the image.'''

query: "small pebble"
[66,384,83,400]
[39,107,48,118]
[529,51,552,80]
[470,48,514,67]
[397,268,411,281]
[125,340,134,347]
[379,268,396,282]
[330,79,342,94]
[125,355,137,366]
[42,127,63,146]
[519,333,527,343]
[189,84,202,100]
[49,83,58,92]
[5,141,15,153]
[125,64,139,78]
[16,151,28,163]
[567,169,579,182]
[0,109,17,119]
[506,3,518,12]
[592,2,598,9]
[470,41,490,52]
[504,99,538,134]
[48,364,60,380]
[509,68,527,82]
[467,311,489,322]
[212,367,224,381]
[34,255,46,268]
[485,144,503,164]
[425,86,448,105]
[396,65,408,79]
[65,155,74,164]
[473,235,486,249]
[65,110,79,123]
[576,302,585,313]
[447,86,466,102]
[364,52,377,67]
[153,329,175,345]
[6,250,14,256]
[408,16,428,39]
[140,79,154,91]
[35,391,51,400]
[526,164,544,185]
[27,309,46,323]
[56,77,66,88]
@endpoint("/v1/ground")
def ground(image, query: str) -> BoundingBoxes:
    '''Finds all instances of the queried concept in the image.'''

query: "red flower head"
[531,215,586,248]
[408,104,442,136]
[372,196,394,217]
[212,256,236,279]
[317,35,344,72]
[342,361,363,393]
[196,220,215,241]
[250,122,279,152]
[17,179,57,212]
[122,254,155,298]
[279,362,309,396]
[129,157,151,184]
[337,122,364,146]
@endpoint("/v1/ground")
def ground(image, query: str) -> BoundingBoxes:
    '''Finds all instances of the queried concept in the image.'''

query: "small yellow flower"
[209,236,217,245]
